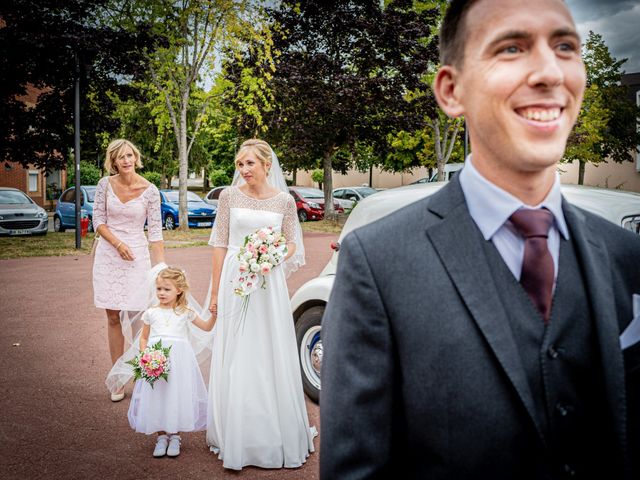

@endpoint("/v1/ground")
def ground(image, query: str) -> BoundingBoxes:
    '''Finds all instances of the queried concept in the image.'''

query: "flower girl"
[124,266,215,457]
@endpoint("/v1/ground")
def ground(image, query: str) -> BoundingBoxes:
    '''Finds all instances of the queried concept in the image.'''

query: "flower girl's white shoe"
[153,435,169,457]
[167,435,181,457]
[110,391,125,402]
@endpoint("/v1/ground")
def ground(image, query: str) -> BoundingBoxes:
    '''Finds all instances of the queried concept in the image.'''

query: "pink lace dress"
[92,176,163,310]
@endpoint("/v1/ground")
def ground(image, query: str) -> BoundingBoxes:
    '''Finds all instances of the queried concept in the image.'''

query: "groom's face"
[438,0,586,176]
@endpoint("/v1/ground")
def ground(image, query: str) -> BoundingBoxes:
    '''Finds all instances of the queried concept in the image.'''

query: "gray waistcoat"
[483,235,615,477]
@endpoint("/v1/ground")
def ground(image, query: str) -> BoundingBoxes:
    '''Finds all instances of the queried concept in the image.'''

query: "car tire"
[88,216,94,233]
[295,305,324,403]
[164,213,175,230]
[53,215,65,232]
[298,209,308,222]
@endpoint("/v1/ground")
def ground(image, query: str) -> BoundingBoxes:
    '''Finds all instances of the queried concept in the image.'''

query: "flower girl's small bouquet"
[233,227,288,328]
[126,340,172,388]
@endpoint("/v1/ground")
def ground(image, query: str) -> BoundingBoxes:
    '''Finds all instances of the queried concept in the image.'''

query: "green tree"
[564,83,610,184]
[566,31,640,184]
[120,0,272,230]
[265,0,439,217]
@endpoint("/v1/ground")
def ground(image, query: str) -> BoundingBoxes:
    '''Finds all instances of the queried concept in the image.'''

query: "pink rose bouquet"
[233,227,288,329]
[126,340,171,388]
[234,226,287,297]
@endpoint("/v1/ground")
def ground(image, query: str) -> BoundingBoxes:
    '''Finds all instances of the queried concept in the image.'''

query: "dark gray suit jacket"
[321,178,640,479]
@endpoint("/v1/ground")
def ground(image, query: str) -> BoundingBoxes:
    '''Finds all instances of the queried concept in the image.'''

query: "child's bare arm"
[140,323,151,350]
[192,312,216,332]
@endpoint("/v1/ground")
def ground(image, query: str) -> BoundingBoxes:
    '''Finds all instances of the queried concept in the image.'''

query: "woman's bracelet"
[115,241,122,250]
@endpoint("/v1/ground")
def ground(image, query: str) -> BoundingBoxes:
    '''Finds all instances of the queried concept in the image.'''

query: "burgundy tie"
[509,209,555,323]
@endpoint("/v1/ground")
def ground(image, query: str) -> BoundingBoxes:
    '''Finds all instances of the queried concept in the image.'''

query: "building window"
[28,171,39,192]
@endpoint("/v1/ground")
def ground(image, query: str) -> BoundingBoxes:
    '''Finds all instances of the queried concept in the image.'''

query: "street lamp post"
[74,50,81,249]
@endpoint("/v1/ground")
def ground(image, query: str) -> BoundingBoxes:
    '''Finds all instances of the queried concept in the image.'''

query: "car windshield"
[163,191,202,203]
[295,188,324,199]
[84,187,96,202]
[0,190,33,205]
[354,187,377,197]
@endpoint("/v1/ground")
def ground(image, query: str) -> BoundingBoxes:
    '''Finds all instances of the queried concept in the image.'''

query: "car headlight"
[0,215,3,220]
[622,215,640,234]
[308,202,320,209]
[36,211,47,218]
[188,211,194,215]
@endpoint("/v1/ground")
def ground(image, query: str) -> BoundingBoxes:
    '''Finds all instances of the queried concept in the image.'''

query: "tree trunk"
[178,99,190,231]
[578,160,585,185]
[369,164,373,187]
[292,168,297,185]
[323,149,335,220]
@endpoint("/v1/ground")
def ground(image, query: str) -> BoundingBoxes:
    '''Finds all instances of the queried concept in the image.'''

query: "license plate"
[10,229,32,235]
[197,222,212,227]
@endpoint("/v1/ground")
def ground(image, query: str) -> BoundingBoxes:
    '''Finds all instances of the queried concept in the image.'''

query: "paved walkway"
[0,232,337,479]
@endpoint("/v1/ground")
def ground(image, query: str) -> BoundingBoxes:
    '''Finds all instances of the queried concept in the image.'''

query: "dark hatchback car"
[160,190,216,230]
[0,187,48,236]
[288,186,344,222]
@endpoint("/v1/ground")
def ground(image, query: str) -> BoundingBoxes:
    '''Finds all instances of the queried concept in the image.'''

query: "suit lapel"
[425,180,546,443]
[562,200,627,451]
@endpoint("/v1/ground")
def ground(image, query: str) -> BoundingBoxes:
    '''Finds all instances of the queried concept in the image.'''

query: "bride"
[205,139,316,470]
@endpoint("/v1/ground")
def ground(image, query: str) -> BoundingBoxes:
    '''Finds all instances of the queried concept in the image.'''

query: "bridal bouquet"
[234,226,288,297]
[233,227,287,329]
[126,340,171,388]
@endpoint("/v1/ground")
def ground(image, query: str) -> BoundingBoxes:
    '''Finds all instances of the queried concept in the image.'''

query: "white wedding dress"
[206,186,316,470]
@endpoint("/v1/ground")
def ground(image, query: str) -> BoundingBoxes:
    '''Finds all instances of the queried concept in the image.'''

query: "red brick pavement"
[0,232,338,480]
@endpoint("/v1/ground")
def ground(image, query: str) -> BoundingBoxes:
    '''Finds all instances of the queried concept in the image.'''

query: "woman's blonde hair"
[104,139,143,175]
[156,266,190,313]
[235,139,273,169]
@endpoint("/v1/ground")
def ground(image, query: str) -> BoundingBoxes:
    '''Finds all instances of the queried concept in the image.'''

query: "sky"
[566,0,640,75]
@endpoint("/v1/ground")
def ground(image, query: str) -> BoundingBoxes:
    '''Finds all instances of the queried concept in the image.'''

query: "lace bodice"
[209,187,298,248]
[142,306,196,338]
[93,176,163,246]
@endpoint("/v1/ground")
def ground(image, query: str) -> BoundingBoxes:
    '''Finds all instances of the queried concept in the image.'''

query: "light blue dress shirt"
[458,156,569,286]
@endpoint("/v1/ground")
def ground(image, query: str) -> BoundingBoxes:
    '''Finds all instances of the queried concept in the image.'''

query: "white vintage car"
[292,181,640,402]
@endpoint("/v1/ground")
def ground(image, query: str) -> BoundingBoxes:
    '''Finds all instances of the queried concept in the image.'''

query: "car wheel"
[298,209,308,222]
[88,216,94,233]
[164,213,175,230]
[53,215,65,232]
[295,305,323,403]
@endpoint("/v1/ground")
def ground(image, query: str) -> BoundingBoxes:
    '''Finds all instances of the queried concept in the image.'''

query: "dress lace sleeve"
[282,194,299,244]
[146,185,163,242]
[93,177,109,231]
[209,188,230,247]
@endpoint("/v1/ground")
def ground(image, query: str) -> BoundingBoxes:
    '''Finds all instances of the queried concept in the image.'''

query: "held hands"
[209,296,218,317]
[115,241,135,261]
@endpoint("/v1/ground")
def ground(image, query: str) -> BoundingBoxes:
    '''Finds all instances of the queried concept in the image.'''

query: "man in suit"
[320,0,640,478]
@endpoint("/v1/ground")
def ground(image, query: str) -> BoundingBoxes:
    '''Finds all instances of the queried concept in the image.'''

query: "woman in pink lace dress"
[92,139,165,402]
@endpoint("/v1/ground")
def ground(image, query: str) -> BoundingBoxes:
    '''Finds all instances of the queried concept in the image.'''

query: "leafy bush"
[67,161,103,187]
[142,171,162,187]
[311,168,323,188]
[210,168,232,186]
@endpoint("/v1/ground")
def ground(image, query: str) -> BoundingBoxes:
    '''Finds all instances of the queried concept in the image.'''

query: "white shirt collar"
[458,155,569,241]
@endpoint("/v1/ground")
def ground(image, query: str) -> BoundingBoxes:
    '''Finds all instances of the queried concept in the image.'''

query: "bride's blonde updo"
[235,139,273,169]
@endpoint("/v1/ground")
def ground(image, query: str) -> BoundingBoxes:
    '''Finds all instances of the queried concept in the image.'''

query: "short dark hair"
[439,0,479,67]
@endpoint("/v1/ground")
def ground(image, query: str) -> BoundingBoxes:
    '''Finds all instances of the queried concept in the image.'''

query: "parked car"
[0,187,48,236]
[411,163,464,184]
[288,187,344,222]
[160,189,216,230]
[290,182,640,402]
[332,186,379,209]
[53,185,97,232]
[203,186,229,207]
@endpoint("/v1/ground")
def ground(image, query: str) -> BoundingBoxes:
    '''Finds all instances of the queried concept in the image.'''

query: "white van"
[428,162,464,182]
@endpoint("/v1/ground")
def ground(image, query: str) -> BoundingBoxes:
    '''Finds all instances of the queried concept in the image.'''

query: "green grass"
[0,228,212,260]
